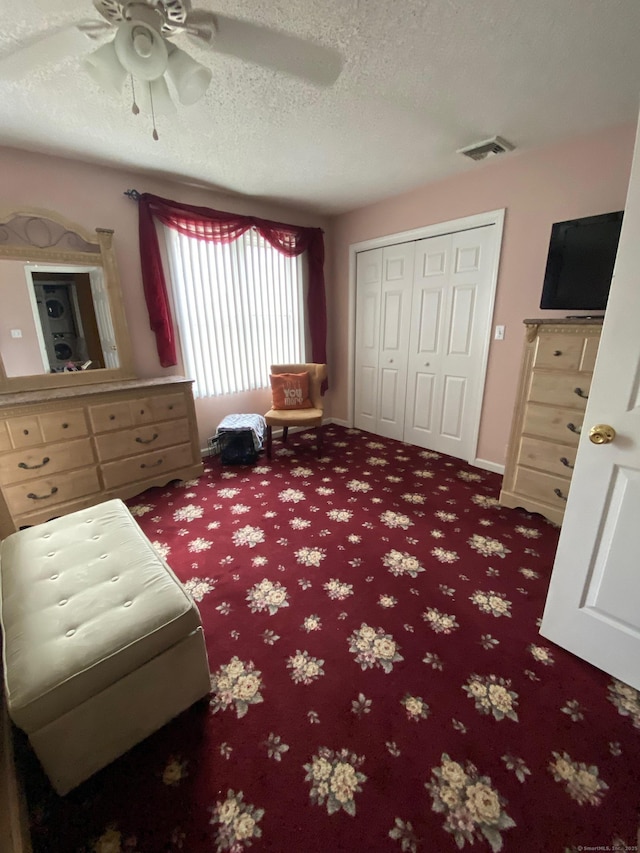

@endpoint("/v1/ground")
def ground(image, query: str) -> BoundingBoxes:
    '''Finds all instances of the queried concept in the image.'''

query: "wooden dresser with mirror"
[0,208,203,540]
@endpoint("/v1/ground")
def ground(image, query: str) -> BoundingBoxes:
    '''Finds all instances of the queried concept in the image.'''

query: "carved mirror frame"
[0,208,135,394]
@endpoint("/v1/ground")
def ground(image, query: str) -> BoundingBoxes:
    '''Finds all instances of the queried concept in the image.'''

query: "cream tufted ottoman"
[0,499,211,795]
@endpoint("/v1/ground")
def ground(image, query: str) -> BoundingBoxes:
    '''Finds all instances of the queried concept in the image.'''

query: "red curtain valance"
[136,192,327,384]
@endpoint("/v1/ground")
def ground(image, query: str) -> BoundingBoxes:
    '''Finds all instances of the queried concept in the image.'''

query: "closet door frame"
[348,209,505,468]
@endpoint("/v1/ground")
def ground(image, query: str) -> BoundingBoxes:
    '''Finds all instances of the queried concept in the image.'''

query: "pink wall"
[329,123,636,465]
[0,146,328,447]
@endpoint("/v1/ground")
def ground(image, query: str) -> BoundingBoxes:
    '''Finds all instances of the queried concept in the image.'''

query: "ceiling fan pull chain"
[130,75,140,115]
[149,82,159,141]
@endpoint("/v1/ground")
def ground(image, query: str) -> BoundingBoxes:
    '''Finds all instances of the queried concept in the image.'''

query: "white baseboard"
[472,458,505,475]
[328,417,350,428]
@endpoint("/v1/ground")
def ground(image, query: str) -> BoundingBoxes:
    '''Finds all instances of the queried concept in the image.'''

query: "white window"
[164,227,306,398]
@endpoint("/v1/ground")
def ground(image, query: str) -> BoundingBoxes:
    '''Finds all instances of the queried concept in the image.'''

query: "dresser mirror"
[0,209,135,394]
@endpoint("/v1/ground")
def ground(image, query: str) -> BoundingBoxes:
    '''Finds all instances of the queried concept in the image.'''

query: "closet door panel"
[376,243,414,440]
[408,371,436,432]
[406,226,495,459]
[441,375,467,439]
[404,234,450,448]
[354,248,383,433]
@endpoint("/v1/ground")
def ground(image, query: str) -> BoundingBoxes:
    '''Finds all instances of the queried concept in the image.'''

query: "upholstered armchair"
[264,363,327,458]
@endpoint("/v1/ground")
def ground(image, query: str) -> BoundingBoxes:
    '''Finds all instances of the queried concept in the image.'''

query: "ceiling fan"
[0,0,343,136]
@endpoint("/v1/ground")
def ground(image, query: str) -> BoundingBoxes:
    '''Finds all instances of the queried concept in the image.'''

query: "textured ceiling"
[1,0,640,215]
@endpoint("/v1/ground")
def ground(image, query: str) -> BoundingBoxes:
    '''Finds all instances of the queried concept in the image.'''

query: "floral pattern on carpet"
[17,425,640,853]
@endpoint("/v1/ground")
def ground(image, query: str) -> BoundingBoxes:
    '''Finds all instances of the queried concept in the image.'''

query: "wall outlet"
[10,329,22,338]
[494,325,505,340]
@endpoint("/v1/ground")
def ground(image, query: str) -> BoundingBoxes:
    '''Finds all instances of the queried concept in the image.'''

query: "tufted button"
[111,575,119,582]
[50,573,59,580]
[47,552,55,558]
[85,518,93,523]
[65,629,76,637]
[92,535,100,540]
[100,554,108,560]
[43,533,51,539]
[124,600,132,607]
[59,599,68,606]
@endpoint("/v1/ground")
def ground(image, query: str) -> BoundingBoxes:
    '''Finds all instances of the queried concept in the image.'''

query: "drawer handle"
[18,456,50,470]
[23,429,29,435]
[553,350,562,356]
[559,457,574,469]
[566,422,581,434]
[135,432,159,445]
[168,404,174,410]
[553,487,568,502]
[27,486,59,501]
[574,387,588,400]
[141,458,163,469]
[62,422,69,429]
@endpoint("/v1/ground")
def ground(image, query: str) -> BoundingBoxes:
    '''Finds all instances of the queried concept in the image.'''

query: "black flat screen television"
[540,210,623,311]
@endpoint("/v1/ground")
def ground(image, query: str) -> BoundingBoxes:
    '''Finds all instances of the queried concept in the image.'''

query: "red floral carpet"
[17,425,640,852]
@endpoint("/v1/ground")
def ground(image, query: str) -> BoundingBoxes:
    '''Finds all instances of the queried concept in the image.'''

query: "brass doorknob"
[589,424,616,445]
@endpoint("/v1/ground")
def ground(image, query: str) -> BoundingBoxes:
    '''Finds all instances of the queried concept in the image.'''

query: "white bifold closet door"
[354,243,414,441]
[354,225,495,460]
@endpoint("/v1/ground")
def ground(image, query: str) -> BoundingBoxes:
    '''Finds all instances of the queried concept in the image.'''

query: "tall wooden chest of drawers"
[0,377,203,539]
[499,319,602,526]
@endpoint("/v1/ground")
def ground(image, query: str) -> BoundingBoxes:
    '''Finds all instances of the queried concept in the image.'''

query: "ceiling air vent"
[457,136,515,161]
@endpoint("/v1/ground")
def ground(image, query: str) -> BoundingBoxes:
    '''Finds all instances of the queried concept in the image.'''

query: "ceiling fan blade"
[186,11,343,87]
[0,22,110,80]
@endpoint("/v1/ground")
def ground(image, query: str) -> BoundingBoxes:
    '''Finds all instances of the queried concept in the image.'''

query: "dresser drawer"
[101,442,194,490]
[0,437,95,485]
[528,371,591,409]
[38,408,88,442]
[533,333,585,371]
[94,419,191,462]
[512,466,572,510]
[149,392,188,422]
[89,400,134,433]
[6,416,44,448]
[4,467,100,517]
[516,435,578,478]
[522,403,584,445]
[0,421,11,452]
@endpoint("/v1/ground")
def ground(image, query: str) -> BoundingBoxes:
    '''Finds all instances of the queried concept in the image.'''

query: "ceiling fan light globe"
[84,41,127,94]
[132,31,153,59]
[166,46,212,105]
[114,20,168,81]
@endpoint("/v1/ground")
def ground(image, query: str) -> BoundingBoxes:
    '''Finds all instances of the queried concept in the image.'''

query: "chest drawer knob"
[18,456,50,470]
[553,487,568,502]
[23,429,29,435]
[553,350,562,356]
[109,414,116,421]
[62,423,69,429]
[573,387,588,399]
[135,432,159,445]
[27,486,59,501]
[559,457,574,469]
[566,422,581,434]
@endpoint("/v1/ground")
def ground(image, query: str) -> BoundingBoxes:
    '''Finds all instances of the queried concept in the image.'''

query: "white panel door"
[404,226,495,459]
[540,111,640,690]
[354,248,382,433]
[377,243,414,440]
